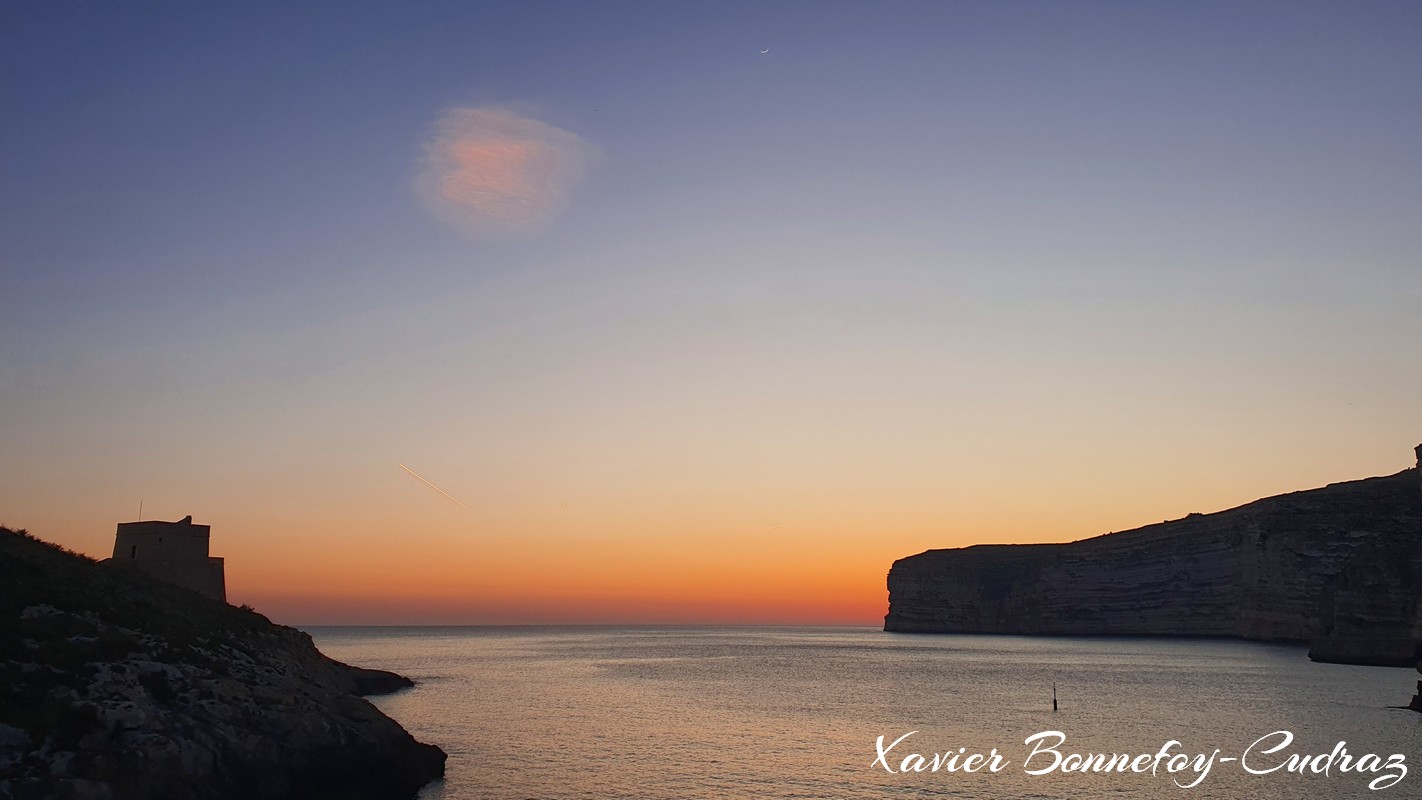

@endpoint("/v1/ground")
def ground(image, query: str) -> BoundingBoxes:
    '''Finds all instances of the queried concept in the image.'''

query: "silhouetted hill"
[886,452,1422,667]
[0,526,444,800]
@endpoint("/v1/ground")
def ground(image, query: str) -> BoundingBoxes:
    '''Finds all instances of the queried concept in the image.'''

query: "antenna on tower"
[138,500,143,521]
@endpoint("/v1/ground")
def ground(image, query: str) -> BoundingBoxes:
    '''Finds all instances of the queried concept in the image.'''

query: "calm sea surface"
[307,627,1422,799]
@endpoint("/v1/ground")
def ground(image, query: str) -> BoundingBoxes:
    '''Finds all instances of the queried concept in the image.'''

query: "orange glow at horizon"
[26,439,1413,627]
[10,369,1418,628]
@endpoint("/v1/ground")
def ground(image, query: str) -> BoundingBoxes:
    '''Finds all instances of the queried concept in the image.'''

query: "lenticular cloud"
[416,107,593,235]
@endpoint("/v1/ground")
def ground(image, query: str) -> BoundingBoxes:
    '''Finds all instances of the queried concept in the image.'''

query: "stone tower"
[110,515,226,602]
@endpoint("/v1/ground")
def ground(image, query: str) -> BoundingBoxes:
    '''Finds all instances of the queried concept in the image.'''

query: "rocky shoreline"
[0,526,445,800]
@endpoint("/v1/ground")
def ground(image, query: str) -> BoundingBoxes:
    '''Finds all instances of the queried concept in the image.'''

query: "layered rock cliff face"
[885,453,1422,667]
[0,527,445,800]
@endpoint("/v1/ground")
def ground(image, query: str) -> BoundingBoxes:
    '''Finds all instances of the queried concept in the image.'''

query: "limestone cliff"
[0,527,445,800]
[884,453,1422,667]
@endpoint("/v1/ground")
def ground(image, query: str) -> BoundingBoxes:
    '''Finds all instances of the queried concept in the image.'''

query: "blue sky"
[2,2,1420,622]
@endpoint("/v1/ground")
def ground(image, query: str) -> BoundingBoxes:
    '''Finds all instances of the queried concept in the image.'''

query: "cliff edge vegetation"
[0,526,445,800]
[885,449,1422,668]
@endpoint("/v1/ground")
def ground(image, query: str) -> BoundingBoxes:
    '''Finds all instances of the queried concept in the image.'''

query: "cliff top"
[898,466,1421,565]
[1,527,261,659]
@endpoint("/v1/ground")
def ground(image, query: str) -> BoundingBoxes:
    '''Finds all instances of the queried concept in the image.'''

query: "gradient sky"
[3,2,1420,625]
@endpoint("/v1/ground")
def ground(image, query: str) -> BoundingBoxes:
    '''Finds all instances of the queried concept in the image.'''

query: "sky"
[2,1,1420,625]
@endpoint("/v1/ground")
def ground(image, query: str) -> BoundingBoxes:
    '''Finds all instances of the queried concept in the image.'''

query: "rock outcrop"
[885,448,1422,667]
[0,527,445,800]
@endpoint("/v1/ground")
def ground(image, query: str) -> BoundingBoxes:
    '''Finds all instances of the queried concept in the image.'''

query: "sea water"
[307,626,1422,799]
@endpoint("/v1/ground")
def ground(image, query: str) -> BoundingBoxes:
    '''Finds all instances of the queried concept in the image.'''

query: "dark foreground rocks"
[0,527,445,800]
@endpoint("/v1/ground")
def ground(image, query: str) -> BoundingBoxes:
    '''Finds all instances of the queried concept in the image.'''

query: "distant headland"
[885,444,1422,668]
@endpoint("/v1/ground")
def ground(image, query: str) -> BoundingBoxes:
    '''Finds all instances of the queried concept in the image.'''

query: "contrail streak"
[399,463,471,510]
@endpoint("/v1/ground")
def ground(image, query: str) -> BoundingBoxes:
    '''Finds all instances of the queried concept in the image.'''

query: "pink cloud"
[416,107,593,235]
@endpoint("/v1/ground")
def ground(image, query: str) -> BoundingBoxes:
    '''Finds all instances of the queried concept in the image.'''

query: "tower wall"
[113,520,211,562]
[110,516,226,602]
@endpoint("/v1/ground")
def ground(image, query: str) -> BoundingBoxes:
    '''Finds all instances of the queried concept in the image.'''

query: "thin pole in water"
[1053,682,1058,712]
